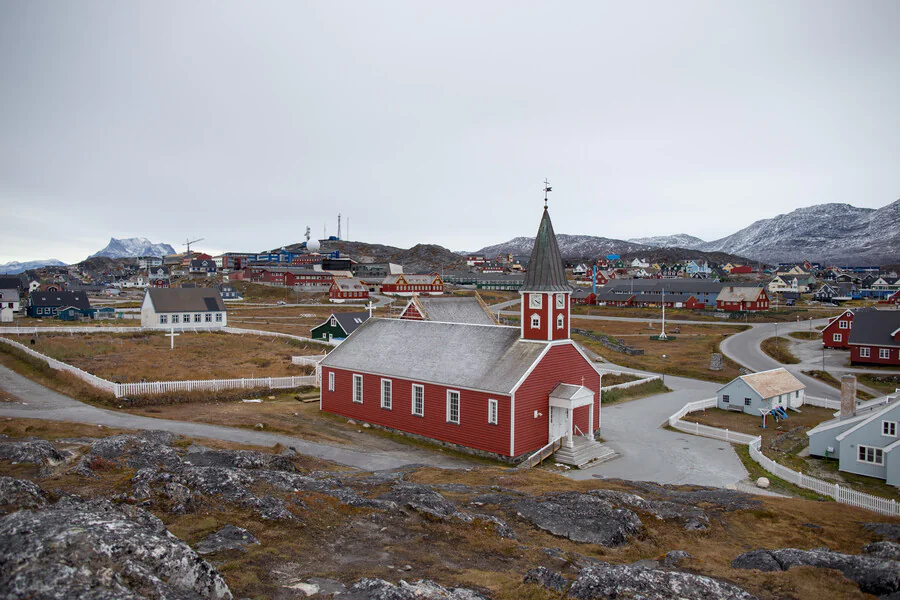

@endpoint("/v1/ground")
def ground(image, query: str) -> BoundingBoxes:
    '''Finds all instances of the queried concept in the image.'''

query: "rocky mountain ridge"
[627,234,707,249]
[88,237,176,260]
[0,259,66,275]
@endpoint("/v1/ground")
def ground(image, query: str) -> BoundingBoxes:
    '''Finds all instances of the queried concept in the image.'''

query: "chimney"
[840,374,857,418]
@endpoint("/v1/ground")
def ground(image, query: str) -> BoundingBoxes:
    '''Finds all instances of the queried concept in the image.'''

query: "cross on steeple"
[543,179,552,209]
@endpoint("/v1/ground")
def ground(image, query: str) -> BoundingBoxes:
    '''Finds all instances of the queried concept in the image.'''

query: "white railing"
[804,395,841,410]
[292,353,327,367]
[223,327,339,346]
[601,375,661,392]
[667,397,900,516]
[0,335,318,399]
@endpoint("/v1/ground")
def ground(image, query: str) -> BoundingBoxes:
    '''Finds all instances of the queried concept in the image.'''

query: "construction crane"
[183,237,204,255]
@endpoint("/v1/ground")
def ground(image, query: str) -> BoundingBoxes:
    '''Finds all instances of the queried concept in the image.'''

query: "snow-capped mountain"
[0,259,67,274]
[88,238,176,260]
[697,199,900,265]
[627,234,707,249]
[474,234,650,259]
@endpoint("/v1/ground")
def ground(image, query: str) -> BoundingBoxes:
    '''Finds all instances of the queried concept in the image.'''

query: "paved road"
[0,365,471,472]
[568,374,748,487]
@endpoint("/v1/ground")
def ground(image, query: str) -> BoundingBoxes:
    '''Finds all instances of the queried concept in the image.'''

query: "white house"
[0,288,21,323]
[140,288,227,330]
[716,368,806,415]
[631,258,650,268]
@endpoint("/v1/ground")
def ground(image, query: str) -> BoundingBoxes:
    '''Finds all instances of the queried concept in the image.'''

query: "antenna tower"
[337,213,342,240]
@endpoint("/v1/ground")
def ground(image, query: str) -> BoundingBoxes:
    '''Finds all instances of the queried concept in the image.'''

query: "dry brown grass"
[760,337,801,364]
[574,321,747,383]
[2,331,325,382]
[681,406,835,447]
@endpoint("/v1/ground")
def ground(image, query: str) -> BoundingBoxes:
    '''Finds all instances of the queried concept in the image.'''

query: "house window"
[215,313,223,322]
[488,399,498,425]
[183,314,190,323]
[531,314,540,329]
[879,348,890,359]
[556,294,565,309]
[744,398,752,406]
[193,314,202,323]
[857,445,884,466]
[839,320,848,329]
[328,371,335,392]
[833,333,842,343]
[556,314,564,329]
[860,347,871,358]
[205,313,212,323]
[171,314,179,324]
[159,315,168,324]
[331,317,336,327]
[412,384,424,416]
[446,390,460,424]
[883,421,897,437]
[381,379,392,410]
[353,374,363,403]
[722,394,730,403]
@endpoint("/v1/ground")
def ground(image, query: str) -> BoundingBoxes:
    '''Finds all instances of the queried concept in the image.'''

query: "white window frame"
[381,378,392,410]
[860,347,871,358]
[555,293,565,309]
[183,313,191,323]
[446,390,460,424]
[159,314,168,324]
[857,445,884,465]
[215,313,223,322]
[833,333,841,343]
[412,384,424,417]
[883,421,897,437]
[839,320,849,329]
[171,314,179,324]
[328,371,335,392]
[529,294,542,309]
[879,348,890,359]
[488,398,498,425]
[531,314,540,329]
[331,316,336,327]
[352,374,363,404]
[722,394,730,403]
[193,313,202,323]
[556,314,564,329]
[205,313,212,323]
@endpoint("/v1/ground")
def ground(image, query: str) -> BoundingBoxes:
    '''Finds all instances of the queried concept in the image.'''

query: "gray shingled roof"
[848,310,900,349]
[416,297,496,326]
[30,292,90,310]
[521,208,571,292]
[320,318,549,394]
[333,311,370,335]
[147,288,226,313]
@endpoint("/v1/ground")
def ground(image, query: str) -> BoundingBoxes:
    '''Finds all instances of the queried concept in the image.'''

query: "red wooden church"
[319,200,606,463]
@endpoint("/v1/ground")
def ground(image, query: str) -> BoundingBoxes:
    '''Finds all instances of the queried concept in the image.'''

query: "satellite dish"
[307,239,320,253]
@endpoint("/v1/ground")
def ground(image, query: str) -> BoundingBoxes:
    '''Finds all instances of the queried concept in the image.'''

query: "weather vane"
[543,178,552,209]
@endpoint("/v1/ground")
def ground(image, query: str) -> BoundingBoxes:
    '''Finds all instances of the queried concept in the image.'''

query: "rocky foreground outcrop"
[0,495,232,600]
[732,547,900,598]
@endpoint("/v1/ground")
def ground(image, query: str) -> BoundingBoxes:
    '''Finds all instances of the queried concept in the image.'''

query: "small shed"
[716,368,805,415]
[311,311,370,342]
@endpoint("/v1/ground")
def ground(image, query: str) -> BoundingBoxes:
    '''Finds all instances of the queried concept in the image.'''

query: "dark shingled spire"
[522,207,571,292]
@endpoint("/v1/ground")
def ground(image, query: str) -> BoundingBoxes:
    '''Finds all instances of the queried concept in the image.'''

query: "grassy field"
[760,337,800,364]
[857,374,900,396]
[573,321,748,383]
[0,318,142,328]
[788,331,820,341]
[571,304,844,323]
[1,331,326,382]
[801,370,876,401]
[602,379,670,405]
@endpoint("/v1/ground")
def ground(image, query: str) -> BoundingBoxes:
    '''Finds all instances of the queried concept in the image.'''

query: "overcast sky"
[1,1,898,264]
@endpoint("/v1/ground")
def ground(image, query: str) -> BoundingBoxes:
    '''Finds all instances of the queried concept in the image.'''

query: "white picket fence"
[292,353,327,367]
[804,395,841,410]
[0,335,318,399]
[601,375,661,393]
[668,397,900,516]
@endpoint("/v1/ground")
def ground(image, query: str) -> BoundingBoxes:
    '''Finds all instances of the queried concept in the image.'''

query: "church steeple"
[520,184,572,341]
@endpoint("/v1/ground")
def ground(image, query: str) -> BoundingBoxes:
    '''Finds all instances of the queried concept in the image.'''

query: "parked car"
[276,300,287,305]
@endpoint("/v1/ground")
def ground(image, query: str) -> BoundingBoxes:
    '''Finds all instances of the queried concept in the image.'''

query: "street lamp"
[822,346,825,372]
[661,354,667,386]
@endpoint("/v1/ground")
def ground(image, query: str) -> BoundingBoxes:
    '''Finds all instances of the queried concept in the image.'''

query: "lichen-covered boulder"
[568,563,758,600]
[347,578,489,599]
[0,436,66,468]
[195,524,259,555]
[0,497,232,599]
[0,476,47,514]
[863,541,900,562]
[524,566,570,593]
[515,491,643,546]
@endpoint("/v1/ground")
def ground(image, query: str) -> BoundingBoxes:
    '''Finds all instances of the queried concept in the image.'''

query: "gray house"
[716,368,805,415]
[807,394,900,487]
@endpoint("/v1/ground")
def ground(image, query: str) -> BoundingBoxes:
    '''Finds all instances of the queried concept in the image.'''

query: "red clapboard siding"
[551,294,569,341]
[849,346,900,366]
[321,367,511,456]
[523,292,549,341]
[822,311,853,349]
[513,343,601,456]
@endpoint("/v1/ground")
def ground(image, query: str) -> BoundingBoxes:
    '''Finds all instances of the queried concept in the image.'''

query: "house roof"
[412,296,497,326]
[603,279,724,294]
[146,288,226,313]
[30,292,90,310]
[521,208,570,292]
[383,274,440,285]
[333,278,367,291]
[190,259,216,268]
[320,318,552,395]
[571,288,595,300]
[736,368,804,399]
[0,289,20,301]
[848,311,900,349]
[835,397,900,442]
[716,286,766,303]
[333,311,370,335]
[0,276,24,291]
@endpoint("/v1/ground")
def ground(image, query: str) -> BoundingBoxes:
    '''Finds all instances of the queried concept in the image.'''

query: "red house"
[848,311,900,367]
[328,278,369,303]
[822,308,865,349]
[320,203,604,463]
[571,288,596,305]
[729,265,753,275]
[381,274,444,296]
[715,286,769,311]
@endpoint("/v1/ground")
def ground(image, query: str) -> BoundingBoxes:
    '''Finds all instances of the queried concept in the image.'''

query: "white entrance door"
[549,406,569,442]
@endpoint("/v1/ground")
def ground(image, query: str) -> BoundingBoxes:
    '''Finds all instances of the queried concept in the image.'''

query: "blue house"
[807,394,900,487]
[27,292,90,318]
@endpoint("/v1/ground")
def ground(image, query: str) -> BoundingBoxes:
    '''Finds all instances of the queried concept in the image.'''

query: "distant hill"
[627,234,706,249]
[0,258,66,274]
[88,237,175,260]
[282,240,466,274]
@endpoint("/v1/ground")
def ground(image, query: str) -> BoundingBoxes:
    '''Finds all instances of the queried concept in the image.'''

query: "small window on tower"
[556,314,564,329]
[531,314,540,329]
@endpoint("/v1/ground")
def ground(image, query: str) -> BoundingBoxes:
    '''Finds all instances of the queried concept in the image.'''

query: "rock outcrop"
[0,476,47,513]
[568,563,758,600]
[346,578,489,599]
[195,524,260,555]
[732,548,900,598]
[0,496,232,599]
[516,491,643,546]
